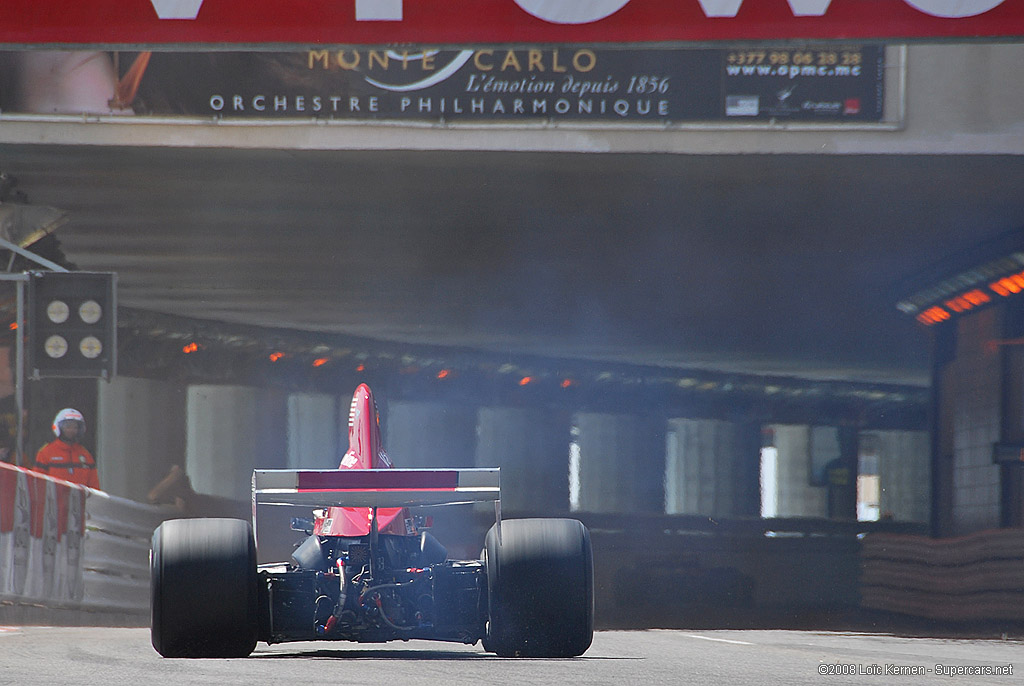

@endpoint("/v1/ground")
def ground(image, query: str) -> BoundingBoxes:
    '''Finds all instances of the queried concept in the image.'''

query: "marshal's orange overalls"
[34,438,100,489]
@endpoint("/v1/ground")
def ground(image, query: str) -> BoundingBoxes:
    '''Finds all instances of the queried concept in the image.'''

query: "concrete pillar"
[1001,332,1024,528]
[768,424,827,518]
[933,323,957,537]
[96,376,187,502]
[572,412,665,514]
[665,418,759,517]
[186,385,287,502]
[948,310,1002,534]
[383,401,476,468]
[476,407,570,515]
[286,392,339,469]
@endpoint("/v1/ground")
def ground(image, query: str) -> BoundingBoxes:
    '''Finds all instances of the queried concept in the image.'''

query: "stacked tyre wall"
[0,462,168,625]
[861,529,1024,621]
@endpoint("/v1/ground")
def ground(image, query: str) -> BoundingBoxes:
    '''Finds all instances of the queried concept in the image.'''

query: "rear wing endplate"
[252,468,500,509]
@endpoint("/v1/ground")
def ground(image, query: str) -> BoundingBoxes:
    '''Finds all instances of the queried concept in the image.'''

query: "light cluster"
[915,270,1024,326]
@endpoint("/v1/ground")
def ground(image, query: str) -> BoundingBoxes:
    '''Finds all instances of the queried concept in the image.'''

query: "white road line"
[681,633,754,645]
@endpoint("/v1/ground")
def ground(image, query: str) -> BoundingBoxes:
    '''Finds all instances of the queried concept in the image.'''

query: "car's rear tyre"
[151,517,258,658]
[484,518,594,657]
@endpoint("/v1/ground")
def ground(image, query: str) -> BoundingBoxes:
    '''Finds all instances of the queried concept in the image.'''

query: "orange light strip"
[916,306,951,325]
[312,357,329,367]
[917,269,1024,326]
[944,288,991,313]
[990,269,1024,297]
[182,342,199,354]
[964,289,991,305]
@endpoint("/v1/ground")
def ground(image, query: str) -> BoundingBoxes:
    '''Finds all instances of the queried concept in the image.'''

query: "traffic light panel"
[27,271,117,379]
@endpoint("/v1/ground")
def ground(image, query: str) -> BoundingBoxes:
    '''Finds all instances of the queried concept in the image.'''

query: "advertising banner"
[0,46,885,124]
[0,1,1020,45]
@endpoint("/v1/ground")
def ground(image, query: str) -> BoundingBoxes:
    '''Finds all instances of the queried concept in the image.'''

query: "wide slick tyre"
[150,517,258,658]
[484,518,594,657]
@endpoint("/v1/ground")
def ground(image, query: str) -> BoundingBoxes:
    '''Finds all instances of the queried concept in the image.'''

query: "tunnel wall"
[934,309,1004,536]
[929,296,1024,536]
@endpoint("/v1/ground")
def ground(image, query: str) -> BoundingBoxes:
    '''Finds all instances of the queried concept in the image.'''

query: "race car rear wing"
[252,468,500,509]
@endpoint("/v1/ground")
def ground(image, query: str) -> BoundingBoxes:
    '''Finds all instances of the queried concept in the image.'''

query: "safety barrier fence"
[0,462,171,623]
[861,528,1024,621]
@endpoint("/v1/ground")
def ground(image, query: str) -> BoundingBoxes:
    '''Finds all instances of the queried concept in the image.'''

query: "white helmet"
[52,408,85,437]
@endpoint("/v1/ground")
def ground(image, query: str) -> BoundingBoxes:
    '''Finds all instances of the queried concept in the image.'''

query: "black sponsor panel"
[1,46,884,123]
[722,46,884,120]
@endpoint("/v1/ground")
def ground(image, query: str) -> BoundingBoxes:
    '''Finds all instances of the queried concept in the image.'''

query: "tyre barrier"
[861,528,1024,621]
[0,462,169,624]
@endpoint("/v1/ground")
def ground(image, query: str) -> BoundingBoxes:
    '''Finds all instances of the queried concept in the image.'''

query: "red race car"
[150,384,593,658]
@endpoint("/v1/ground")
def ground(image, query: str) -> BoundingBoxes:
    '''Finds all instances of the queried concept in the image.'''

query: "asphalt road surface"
[0,627,1021,686]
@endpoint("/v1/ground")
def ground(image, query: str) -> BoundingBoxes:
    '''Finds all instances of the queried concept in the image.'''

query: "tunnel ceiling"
[2,143,1022,386]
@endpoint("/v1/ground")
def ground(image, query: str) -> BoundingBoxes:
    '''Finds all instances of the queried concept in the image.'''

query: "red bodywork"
[313,384,410,537]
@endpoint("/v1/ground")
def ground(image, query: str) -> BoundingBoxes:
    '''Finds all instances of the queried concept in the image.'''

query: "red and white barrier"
[1,462,167,619]
[0,462,87,604]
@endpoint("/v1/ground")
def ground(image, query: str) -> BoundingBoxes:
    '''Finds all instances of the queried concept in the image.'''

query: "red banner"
[1,1,1022,46]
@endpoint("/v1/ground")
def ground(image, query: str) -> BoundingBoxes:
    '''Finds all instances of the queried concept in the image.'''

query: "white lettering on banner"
[787,0,833,16]
[512,0,1009,22]
[697,0,744,17]
[366,51,474,92]
[698,0,1003,18]
[142,0,1012,25]
[355,0,403,21]
[904,0,1005,17]
[149,0,204,20]
[513,0,631,24]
